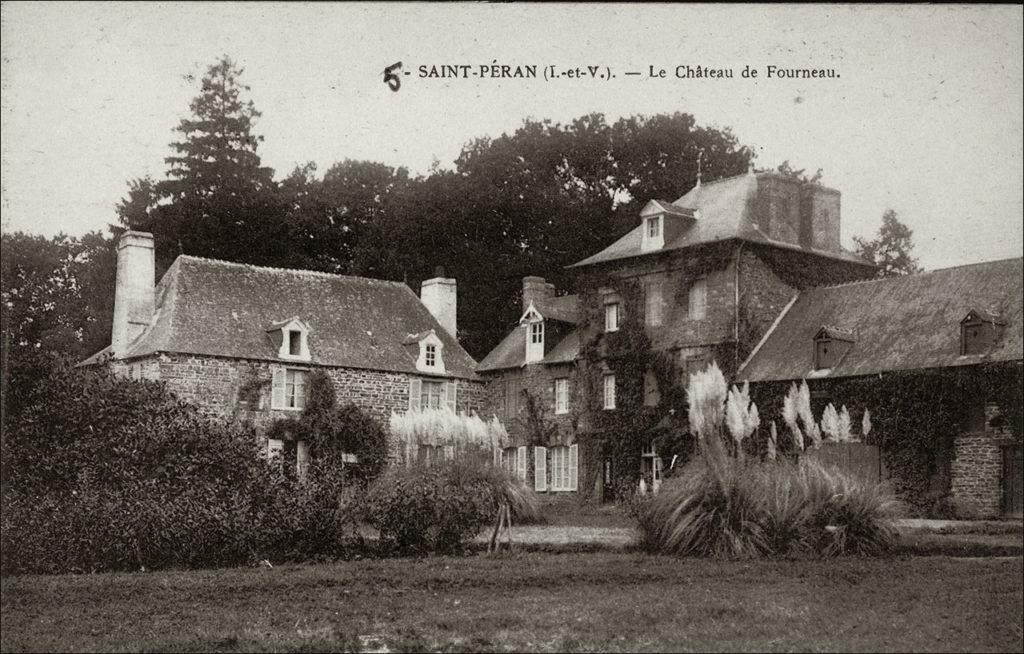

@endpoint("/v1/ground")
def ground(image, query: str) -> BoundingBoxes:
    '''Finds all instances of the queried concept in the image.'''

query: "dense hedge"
[0,362,363,575]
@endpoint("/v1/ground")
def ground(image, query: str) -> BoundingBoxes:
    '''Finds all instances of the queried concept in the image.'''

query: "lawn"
[2,553,1021,652]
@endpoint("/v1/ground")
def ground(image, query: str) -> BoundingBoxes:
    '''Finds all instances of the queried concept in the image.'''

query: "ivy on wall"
[749,362,1022,515]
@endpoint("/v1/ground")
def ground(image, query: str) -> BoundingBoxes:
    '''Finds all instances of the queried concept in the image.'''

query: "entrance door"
[1003,444,1023,518]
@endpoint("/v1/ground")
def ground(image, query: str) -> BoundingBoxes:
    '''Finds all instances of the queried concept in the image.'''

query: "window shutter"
[443,445,455,462]
[445,380,458,413]
[408,378,422,411]
[534,446,548,491]
[516,445,527,481]
[569,444,579,491]
[271,369,285,409]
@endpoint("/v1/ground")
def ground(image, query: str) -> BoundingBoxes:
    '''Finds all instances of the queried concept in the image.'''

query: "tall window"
[549,445,578,491]
[554,378,569,414]
[530,321,544,344]
[645,282,664,327]
[421,380,444,408]
[284,369,307,409]
[605,302,621,332]
[687,279,707,320]
[647,216,661,238]
[603,374,616,410]
[425,343,437,368]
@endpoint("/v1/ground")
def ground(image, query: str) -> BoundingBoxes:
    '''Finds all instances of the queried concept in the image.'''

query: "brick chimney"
[421,275,457,340]
[522,276,555,313]
[111,230,155,358]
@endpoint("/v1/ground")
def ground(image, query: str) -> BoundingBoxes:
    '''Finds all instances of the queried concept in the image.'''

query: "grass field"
[2,553,1021,652]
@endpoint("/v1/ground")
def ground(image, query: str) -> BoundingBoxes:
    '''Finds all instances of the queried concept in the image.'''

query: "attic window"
[647,216,661,239]
[273,319,310,362]
[526,320,545,364]
[425,343,437,367]
[813,327,854,370]
[960,311,1004,356]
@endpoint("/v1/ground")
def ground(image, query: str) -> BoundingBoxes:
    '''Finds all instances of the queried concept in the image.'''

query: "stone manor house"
[84,169,1023,519]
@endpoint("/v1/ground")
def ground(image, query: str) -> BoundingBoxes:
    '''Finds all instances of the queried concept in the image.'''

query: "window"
[502,447,518,476]
[647,216,661,239]
[526,320,545,363]
[554,378,569,414]
[687,279,707,320]
[272,369,308,410]
[605,302,621,332]
[677,347,709,384]
[549,444,579,491]
[645,282,664,327]
[421,380,444,409]
[603,374,616,410]
[288,330,302,356]
[961,318,997,355]
[425,343,437,368]
[814,338,833,370]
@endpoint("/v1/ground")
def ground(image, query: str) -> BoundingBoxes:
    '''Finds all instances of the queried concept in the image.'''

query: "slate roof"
[739,258,1024,382]
[570,172,870,268]
[531,295,581,324]
[476,324,582,372]
[81,255,478,379]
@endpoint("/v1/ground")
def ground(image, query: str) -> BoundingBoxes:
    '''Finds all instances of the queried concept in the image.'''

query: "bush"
[633,458,901,558]
[366,460,539,554]
[0,362,363,575]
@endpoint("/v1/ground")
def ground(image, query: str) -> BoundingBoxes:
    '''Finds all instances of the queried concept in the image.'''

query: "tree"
[853,209,922,277]
[119,55,286,273]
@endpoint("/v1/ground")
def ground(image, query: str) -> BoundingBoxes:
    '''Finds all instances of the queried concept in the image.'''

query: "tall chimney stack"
[420,274,457,340]
[522,276,555,313]
[111,231,155,358]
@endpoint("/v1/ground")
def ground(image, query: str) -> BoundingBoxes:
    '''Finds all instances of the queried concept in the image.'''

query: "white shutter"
[271,369,285,409]
[493,444,502,466]
[444,380,457,413]
[534,446,548,491]
[569,444,579,491]
[296,440,310,479]
[443,445,455,462]
[408,378,422,411]
[516,445,527,481]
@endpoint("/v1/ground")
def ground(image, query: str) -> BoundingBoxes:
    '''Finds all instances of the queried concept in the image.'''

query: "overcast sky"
[2,3,1022,271]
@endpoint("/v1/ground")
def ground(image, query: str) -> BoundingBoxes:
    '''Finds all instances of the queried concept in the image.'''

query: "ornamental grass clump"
[633,365,900,558]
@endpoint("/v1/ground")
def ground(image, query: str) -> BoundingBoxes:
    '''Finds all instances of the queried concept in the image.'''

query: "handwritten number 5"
[384,62,402,92]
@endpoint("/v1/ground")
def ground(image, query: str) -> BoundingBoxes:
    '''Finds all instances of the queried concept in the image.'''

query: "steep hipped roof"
[81,255,478,379]
[739,258,1023,382]
[569,172,870,268]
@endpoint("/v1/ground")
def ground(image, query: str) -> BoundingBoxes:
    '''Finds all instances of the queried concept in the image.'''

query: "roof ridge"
[810,256,1024,291]
[177,254,409,286]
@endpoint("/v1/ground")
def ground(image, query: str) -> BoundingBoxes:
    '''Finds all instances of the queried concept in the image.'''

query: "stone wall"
[122,352,486,433]
[950,402,1015,519]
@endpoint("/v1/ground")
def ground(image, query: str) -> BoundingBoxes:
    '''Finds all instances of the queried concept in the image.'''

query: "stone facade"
[118,352,486,434]
[951,402,1016,519]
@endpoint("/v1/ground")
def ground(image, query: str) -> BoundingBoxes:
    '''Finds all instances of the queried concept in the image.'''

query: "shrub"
[0,362,363,575]
[366,459,539,554]
[633,458,901,558]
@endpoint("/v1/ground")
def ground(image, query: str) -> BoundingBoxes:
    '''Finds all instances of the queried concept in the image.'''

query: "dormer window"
[647,216,661,239]
[525,320,545,363]
[425,343,437,368]
[813,326,855,370]
[406,330,446,374]
[269,318,311,362]
[960,310,1005,356]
